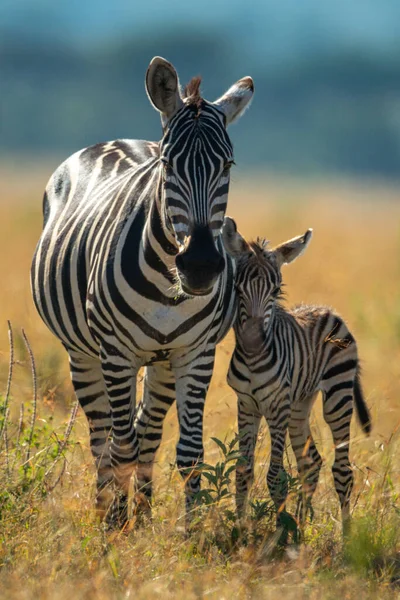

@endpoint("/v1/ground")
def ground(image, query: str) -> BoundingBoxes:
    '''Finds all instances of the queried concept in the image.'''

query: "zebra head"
[223,217,313,354]
[146,57,254,296]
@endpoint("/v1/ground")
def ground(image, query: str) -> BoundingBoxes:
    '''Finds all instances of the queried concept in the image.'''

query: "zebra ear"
[146,57,184,125]
[213,77,254,126]
[222,216,250,257]
[274,229,313,267]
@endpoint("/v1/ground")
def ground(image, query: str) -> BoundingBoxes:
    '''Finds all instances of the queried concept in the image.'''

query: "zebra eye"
[161,159,173,176]
[222,160,235,174]
[271,286,281,298]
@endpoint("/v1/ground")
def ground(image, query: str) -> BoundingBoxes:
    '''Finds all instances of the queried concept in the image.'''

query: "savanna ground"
[1,163,400,599]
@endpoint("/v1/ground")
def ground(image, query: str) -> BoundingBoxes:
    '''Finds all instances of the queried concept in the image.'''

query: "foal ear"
[213,76,254,126]
[222,216,250,257]
[274,229,313,267]
[146,56,184,124]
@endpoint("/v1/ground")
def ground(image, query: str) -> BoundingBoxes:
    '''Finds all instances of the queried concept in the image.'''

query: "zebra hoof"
[95,486,115,522]
[276,511,299,546]
[132,492,152,527]
[103,493,130,531]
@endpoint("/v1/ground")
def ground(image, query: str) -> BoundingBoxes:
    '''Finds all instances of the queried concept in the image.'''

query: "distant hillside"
[1,4,400,178]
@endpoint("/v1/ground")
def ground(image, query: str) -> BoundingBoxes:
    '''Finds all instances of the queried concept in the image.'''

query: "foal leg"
[322,382,355,536]
[265,392,291,530]
[289,394,322,525]
[321,317,360,535]
[235,396,261,518]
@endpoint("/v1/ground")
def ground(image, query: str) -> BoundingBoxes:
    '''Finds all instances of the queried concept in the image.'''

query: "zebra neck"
[146,186,178,255]
[140,188,181,298]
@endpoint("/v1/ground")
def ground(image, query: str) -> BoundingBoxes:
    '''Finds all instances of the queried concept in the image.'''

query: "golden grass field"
[1,164,400,599]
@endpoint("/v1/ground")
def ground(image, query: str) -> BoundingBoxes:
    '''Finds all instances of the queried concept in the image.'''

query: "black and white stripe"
[222,218,371,534]
[31,57,253,526]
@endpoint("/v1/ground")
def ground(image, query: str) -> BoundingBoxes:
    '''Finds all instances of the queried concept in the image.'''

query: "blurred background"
[2,0,400,178]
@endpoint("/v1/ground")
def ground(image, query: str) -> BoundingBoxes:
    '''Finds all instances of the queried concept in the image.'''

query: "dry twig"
[0,321,14,445]
[22,329,37,475]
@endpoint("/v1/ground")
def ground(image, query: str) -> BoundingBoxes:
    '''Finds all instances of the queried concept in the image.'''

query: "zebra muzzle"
[175,225,225,295]
[239,317,265,355]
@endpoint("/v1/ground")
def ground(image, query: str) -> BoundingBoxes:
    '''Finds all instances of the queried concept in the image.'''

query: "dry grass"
[1,166,400,599]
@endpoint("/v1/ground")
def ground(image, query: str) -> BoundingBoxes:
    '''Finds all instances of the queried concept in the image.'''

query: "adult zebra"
[31,57,254,526]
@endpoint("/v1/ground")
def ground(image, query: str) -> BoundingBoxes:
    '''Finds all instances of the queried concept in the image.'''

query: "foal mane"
[247,239,270,266]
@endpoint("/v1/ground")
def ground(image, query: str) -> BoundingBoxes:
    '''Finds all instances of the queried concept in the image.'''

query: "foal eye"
[271,286,281,298]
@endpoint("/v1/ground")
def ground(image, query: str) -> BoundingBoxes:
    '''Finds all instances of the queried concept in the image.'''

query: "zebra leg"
[173,347,216,527]
[289,395,322,525]
[236,396,261,519]
[100,347,139,528]
[265,397,290,529]
[133,362,175,519]
[68,350,113,518]
[322,383,354,536]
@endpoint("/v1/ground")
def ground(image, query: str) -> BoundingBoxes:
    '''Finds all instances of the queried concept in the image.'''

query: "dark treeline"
[2,28,400,178]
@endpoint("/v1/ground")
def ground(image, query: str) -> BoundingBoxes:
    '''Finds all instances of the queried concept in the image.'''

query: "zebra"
[31,57,254,527]
[222,217,371,535]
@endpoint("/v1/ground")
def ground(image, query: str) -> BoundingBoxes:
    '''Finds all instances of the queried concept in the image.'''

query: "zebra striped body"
[31,58,253,526]
[222,219,371,534]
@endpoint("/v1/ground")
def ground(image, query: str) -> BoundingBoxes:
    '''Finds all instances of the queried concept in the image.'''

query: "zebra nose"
[240,318,265,354]
[176,250,225,275]
[176,225,225,277]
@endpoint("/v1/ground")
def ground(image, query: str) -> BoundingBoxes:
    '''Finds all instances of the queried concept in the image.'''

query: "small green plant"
[0,322,78,523]
[343,436,400,583]
[188,435,294,555]
[195,436,244,507]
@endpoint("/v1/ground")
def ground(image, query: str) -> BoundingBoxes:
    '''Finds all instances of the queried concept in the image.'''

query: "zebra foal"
[222,217,371,534]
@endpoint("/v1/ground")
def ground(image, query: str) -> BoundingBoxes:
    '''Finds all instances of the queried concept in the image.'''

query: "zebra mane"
[183,76,203,110]
[248,238,270,260]
[255,237,269,250]
[238,238,275,269]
